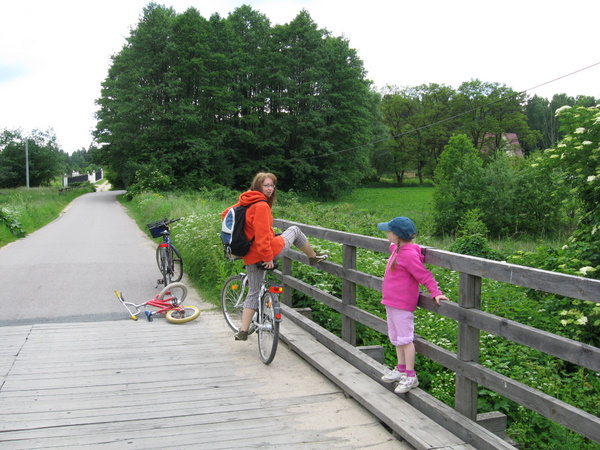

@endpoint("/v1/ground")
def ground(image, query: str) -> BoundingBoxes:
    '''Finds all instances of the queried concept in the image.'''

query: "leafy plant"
[0,206,25,237]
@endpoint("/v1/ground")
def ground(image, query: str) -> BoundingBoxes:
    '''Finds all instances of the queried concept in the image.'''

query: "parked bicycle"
[147,218,184,287]
[221,263,283,364]
[115,282,200,324]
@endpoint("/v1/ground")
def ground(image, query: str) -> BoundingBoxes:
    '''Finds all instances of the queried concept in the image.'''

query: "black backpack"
[221,200,266,260]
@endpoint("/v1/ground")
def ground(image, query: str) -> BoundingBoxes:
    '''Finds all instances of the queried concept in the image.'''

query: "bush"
[433,134,485,235]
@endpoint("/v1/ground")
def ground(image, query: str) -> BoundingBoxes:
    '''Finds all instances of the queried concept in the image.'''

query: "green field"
[337,186,434,224]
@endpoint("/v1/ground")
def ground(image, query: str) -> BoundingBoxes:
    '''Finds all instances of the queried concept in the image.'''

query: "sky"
[1,0,599,154]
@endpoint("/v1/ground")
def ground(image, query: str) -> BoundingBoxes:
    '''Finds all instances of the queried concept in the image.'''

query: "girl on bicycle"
[378,216,448,393]
[221,172,328,341]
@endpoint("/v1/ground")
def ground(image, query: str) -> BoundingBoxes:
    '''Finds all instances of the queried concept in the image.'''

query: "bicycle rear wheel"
[258,291,280,365]
[166,306,200,323]
[169,245,183,282]
[221,275,247,332]
[156,245,170,285]
[158,282,187,304]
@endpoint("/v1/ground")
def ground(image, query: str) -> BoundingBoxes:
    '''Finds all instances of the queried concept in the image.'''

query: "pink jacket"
[381,243,443,312]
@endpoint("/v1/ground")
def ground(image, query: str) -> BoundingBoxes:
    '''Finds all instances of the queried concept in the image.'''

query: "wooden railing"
[273,218,600,445]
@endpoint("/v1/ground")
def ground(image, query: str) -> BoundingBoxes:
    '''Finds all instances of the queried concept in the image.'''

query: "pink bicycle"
[114,282,200,324]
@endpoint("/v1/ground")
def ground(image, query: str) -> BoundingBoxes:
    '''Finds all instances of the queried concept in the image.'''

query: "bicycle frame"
[221,266,282,364]
[114,282,200,324]
[257,283,283,324]
[115,290,181,321]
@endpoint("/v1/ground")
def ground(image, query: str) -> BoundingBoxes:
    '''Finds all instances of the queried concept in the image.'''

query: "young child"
[377,216,448,394]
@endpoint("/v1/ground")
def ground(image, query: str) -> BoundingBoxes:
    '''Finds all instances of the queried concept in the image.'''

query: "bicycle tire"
[166,305,200,323]
[257,291,280,365]
[156,245,170,285]
[158,282,187,304]
[169,245,184,282]
[221,275,247,332]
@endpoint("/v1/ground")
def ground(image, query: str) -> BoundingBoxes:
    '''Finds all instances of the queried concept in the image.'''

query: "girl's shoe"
[234,330,248,341]
[381,368,407,383]
[394,375,419,394]
[309,252,329,265]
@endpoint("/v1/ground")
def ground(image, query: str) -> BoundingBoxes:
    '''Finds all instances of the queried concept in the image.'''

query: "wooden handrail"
[273,218,600,444]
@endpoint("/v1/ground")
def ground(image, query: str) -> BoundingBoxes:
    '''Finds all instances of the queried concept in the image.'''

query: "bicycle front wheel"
[166,306,200,323]
[169,245,183,282]
[258,292,280,365]
[221,275,247,332]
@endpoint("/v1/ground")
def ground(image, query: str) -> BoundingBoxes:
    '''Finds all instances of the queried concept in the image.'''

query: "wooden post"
[281,255,293,307]
[342,244,357,346]
[455,272,481,420]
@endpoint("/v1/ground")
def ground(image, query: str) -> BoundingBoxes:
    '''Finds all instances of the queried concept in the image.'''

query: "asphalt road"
[0,190,194,326]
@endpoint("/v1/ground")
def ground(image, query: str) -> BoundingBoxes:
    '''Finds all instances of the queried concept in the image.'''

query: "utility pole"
[25,140,30,188]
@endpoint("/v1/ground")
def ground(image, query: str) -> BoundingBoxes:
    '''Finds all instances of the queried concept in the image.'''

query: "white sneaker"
[394,376,419,394]
[381,367,407,383]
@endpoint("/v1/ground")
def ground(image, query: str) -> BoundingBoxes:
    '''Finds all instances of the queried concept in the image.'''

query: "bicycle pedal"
[145,311,154,322]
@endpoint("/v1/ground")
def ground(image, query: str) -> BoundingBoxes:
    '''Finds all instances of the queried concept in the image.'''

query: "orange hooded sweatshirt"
[221,190,285,265]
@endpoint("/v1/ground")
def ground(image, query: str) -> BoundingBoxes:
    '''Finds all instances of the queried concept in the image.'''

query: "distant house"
[480,132,524,157]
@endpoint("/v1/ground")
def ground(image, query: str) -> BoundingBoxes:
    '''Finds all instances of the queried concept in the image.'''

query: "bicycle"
[147,218,184,287]
[220,263,283,364]
[114,282,200,324]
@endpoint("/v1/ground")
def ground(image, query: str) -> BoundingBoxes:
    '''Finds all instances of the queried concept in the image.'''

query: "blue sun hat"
[377,217,417,240]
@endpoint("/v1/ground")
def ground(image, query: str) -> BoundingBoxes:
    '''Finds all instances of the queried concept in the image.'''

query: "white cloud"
[1,0,598,153]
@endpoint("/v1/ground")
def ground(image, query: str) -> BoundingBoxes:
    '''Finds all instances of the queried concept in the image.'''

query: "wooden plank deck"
[0,312,411,449]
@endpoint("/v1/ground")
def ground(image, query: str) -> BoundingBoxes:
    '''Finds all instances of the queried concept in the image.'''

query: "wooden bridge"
[0,314,415,449]
[1,213,598,449]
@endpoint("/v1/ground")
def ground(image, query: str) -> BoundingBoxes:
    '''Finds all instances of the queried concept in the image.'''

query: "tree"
[432,134,484,235]
[453,80,533,158]
[95,5,375,199]
[481,153,563,236]
[0,128,63,188]
[380,88,420,183]
[95,3,179,188]
[365,90,391,182]
[409,83,457,182]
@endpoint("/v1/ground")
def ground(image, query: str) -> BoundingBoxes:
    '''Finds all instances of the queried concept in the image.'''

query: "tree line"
[0,128,99,188]
[94,3,377,200]
[92,2,598,198]
[1,3,597,209]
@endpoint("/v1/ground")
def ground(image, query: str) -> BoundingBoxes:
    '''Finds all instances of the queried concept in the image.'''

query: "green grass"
[0,185,94,246]
[338,186,435,227]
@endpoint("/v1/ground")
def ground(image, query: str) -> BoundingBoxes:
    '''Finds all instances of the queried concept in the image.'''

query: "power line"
[299,61,600,161]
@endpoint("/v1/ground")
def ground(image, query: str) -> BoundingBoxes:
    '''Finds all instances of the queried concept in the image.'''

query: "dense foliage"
[518,104,600,275]
[94,3,376,199]
[432,134,565,238]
